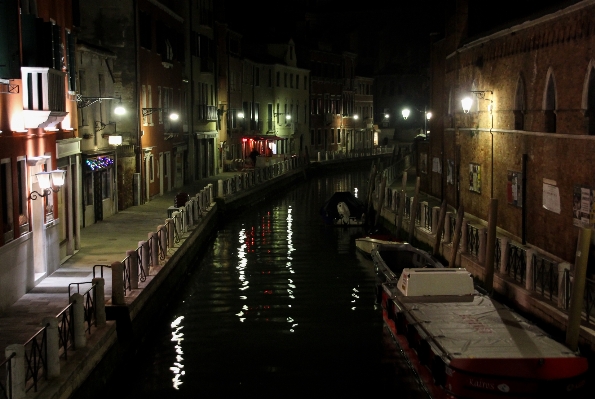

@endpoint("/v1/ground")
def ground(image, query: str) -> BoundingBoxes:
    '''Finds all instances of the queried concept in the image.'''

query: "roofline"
[446,0,594,60]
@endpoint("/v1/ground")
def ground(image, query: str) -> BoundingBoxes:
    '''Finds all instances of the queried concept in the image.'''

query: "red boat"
[380,267,589,398]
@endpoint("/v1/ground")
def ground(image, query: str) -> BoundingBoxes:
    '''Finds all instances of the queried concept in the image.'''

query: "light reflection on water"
[99,169,430,398]
[169,316,185,389]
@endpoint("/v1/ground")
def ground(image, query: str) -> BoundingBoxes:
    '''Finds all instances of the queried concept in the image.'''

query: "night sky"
[221,0,577,75]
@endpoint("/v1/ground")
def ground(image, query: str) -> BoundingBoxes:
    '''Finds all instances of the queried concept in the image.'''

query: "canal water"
[98,169,430,398]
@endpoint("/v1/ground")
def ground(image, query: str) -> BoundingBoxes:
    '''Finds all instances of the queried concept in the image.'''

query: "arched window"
[544,68,556,133]
[514,75,526,130]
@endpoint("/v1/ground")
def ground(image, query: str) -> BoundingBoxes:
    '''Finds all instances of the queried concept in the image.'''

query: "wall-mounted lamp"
[77,94,124,111]
[353,114,359,120]
[384,113,390,119]
[217,106,245,121]
[29,170,66,200]
[274,112,291,122]
[95,121,116,133]
[142,108,179,120]
[402,106,432,138]
[462,90,493,114]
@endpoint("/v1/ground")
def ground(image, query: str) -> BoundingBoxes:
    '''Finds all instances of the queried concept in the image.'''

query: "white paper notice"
[543,183,560,214]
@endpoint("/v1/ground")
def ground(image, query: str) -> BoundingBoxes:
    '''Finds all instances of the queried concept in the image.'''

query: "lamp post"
[461,90,494,197]
[402,106,432,139]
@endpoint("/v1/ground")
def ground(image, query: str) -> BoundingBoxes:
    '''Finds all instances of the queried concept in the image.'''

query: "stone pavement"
[0,171,239,354]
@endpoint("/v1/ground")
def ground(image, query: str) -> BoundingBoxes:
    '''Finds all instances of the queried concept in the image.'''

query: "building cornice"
[446,0,595,60]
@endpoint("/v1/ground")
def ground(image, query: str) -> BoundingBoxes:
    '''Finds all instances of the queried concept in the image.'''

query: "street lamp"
[461,90,495,197]
[402,106,432,138]
[462,90,493,113]
[142,108,179,120]
[29,170,66,200]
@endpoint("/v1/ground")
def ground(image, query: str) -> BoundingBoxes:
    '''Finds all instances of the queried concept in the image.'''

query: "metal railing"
[415,201,421,225]
[136,245,146,281]
[157,225,167,261]
[466,223,481,257]
[0,352,15,399]
[68,283,97,333]
[421,203,432,231]
[494,237,501,268]
[532,253,559,302]
[24,327,46,393]
[56,303,74,360]
[403,195,411,219]
[506,243,527,285]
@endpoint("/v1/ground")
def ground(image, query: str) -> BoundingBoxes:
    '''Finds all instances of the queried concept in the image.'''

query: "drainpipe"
[189,3,195,179]
[134,0,142,201]
[521,154,527,245]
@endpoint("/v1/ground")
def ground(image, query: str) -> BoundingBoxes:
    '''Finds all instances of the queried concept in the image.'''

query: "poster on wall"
[447,159,454,185]
[572,184,595,226]
[543,179,560,215]
[507,171,522,207]
[432,157,442,173]
[469,163,481,193]
[420,153,428,174]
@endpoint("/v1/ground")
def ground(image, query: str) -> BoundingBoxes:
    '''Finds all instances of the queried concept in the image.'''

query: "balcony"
[196,104,218,121]
[21,67,68,129]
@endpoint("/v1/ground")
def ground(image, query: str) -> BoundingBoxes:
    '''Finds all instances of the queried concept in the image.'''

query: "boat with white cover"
[380,267,588,398]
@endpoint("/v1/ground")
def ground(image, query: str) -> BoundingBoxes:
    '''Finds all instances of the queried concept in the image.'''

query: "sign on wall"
[543,179,560,215]
[572,184,594,226]
[469,163,481,193]
[507,171,522,207]
[447,159,454,185]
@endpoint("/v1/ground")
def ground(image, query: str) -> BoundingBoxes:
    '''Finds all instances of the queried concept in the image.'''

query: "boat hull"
[355,237,401,255]
[380,286,589,399]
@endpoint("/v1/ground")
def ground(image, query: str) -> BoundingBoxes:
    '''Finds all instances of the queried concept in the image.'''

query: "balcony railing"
[196,104,217,121]
[21,67,68,128]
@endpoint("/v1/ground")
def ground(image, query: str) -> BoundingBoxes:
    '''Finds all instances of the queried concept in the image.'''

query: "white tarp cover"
[393,293,576,359]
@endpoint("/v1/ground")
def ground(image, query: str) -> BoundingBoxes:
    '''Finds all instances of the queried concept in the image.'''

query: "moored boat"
[355,236,401,256]
[381,268,589,398]
[320,191,367,226]
[371,242,444,288]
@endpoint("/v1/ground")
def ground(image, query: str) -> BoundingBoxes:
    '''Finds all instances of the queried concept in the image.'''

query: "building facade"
[0,0,80,312]
[431,0,595,265]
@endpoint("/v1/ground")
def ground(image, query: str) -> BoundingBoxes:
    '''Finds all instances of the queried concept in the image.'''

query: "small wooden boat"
[355,236,401,256]
[354,226,401,256]
[380,268,589,398]
[320,191,367,226]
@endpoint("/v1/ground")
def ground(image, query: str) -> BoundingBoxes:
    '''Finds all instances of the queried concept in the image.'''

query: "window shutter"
[0,0,20,78]
[67,31,76,91]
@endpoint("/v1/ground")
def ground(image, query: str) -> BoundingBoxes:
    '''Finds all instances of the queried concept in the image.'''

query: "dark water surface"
[100,170,429,398]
